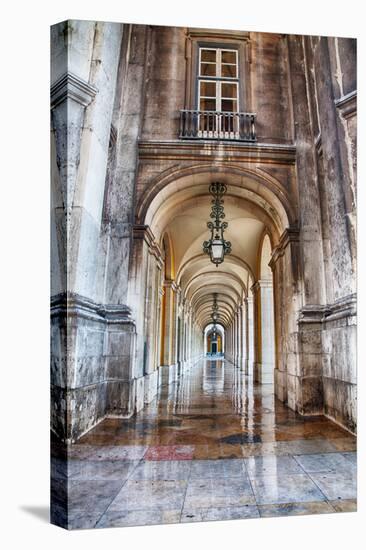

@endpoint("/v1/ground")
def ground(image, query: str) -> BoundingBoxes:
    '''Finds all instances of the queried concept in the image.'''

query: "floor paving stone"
[62,358,357,528]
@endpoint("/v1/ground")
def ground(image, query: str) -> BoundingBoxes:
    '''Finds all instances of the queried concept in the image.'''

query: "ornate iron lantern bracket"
[203,182,232,266]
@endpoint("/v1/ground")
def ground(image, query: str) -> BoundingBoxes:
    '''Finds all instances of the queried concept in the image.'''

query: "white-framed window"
[198,47,239,113]
[197,46,240,137]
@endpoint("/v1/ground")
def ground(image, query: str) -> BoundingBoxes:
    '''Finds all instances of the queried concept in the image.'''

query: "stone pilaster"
[242,299,249,373]
[158,279,180,386]
[103,24,149,307]
[269,227,301,406]
[51,21,127,444]
[252,279,275,384]
[236,306,243,368]
[312,37,354,301]
[247,294,254,375]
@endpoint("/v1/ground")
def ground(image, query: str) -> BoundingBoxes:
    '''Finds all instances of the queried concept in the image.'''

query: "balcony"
[179,110,256,142]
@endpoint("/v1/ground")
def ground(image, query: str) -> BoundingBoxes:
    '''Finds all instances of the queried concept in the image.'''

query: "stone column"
[142,249,163,404]
[251,283,261,380]
[159,280,179,386]
[241,301,248,372]
[128,226,159,412]
[312,37,356,430]
[312,37,354,301]
[233,315,237,365]
[269,228,301,410]
[229,323,233,361]
[285,35,327,415]
[172,287,180,380]
[237,307,243,368]
[226,326,229,358]
[255,279,275,384]
[247,295,254,375]
[104,25,149,307]
[235,309,239,365]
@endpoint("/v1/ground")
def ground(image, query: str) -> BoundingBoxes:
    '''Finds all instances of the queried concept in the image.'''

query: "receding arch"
[136,164,295,235]
[131,163,296,390]
[161,232,175,280]
[256,230,274,280]
[204,323,225,355]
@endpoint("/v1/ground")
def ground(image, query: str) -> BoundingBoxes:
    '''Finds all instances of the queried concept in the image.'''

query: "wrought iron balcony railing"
[179,110,256,142]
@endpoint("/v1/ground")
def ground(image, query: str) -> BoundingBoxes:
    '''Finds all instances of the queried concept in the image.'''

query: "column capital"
[251,278,273,292]
[133,224,163,266]
[163,279,181,294]
[51,72,98,109]
[269,225,300,268]
[251,281,260,293]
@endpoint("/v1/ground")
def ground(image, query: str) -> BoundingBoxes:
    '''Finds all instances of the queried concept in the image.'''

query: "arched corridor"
[50,21,357,529]
[58,172,356,528]
[129,168,291,406]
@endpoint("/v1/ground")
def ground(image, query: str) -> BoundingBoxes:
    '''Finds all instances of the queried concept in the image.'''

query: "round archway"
[128,165,296,405]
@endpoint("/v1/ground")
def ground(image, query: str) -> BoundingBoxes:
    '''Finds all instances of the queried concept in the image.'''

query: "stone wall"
[51,22,357,442]
[51,21,139,442]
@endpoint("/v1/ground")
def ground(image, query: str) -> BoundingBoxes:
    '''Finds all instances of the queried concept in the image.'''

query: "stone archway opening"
[129,167,297,411]
[204,323,225,356]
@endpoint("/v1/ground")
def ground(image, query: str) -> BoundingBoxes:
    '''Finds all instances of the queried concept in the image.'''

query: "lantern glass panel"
[211,240,224,261]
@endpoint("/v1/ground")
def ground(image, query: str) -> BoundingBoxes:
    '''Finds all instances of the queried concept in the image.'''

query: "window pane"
[221,64,237,78]
[221,50,236,64]
[200,98,216,111]
[200,62,217,76]
[201,49,216,62]
[221,82,237,99]
[221,99,237,112]
[200,81,216,97]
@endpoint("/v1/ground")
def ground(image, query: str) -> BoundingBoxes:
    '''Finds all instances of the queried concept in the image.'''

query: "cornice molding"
[138,140,296,165]
[50,292,134,325]
[298,304,328,324]
[315,132,322,155]
[109,124,117,147]
[335,90,357,120]
[324,293,357,323]
[269,225,300,267]
[133,224,163,265]
[163,279,179,293]
[252,278,273,291]
[298,293,356,325]
[51,72,98,109]
[133,224,155,245]
[187,28,250,41]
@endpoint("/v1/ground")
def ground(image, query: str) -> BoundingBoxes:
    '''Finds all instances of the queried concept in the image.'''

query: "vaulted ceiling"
[145,174,283,329]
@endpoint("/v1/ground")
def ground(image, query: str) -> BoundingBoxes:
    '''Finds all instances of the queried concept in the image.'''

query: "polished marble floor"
[52,358,357,529]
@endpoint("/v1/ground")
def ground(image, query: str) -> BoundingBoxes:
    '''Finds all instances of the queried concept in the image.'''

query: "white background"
[0,0,364,548]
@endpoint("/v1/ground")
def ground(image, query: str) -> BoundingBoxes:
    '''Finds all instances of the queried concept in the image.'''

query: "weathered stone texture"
[51,22,357,450]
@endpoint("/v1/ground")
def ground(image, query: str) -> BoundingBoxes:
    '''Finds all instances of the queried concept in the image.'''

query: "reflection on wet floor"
[51,358,357,529]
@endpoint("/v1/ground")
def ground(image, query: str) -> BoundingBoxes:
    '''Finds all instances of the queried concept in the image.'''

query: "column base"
[158,364,178,387]
[254,362,275,384]
[143,370,159,404]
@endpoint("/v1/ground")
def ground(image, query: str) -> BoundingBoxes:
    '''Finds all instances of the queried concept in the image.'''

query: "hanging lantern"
[203,182,232,266]
[211,293,220,336]
[211,293,220,324]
